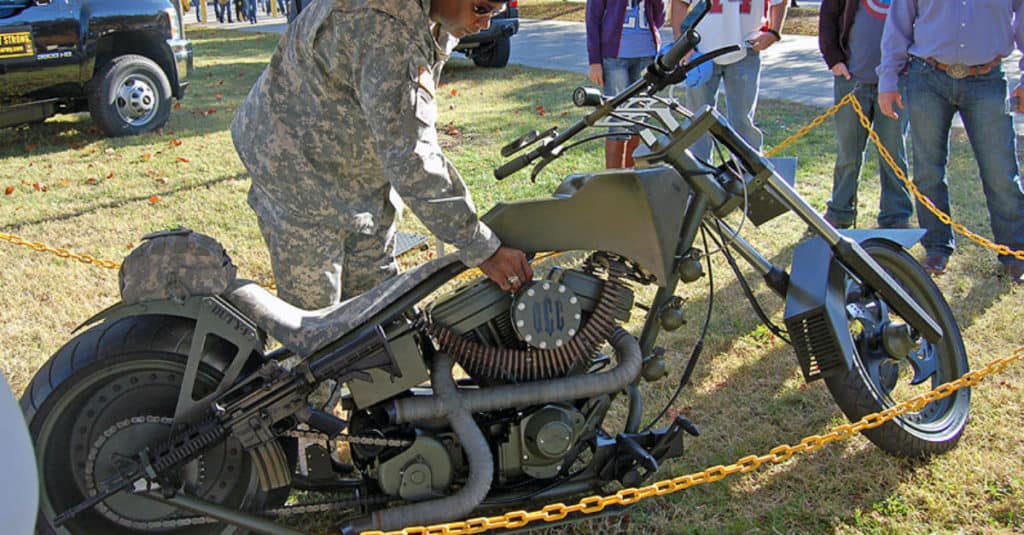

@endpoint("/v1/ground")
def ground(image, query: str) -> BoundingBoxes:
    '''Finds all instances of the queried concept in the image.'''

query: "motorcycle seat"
[224,254,464,357]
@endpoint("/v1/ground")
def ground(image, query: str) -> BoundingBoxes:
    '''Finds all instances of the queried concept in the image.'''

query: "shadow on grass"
[3,173,241,232]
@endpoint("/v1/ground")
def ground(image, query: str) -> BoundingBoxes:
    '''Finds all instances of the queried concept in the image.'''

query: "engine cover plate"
[511,281,583,350]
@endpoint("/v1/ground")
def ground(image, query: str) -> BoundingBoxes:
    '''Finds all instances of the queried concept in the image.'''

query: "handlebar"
[492,0,714,180]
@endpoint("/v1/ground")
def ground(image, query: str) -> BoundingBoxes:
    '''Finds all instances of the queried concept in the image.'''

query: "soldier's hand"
[479,246,533,292]
[879,91,903,120]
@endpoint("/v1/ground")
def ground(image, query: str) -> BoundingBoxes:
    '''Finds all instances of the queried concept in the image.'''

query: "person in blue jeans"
[818,0,912,229]
[671,0,787,162]
[879,0,1024,283]
[586,0,665,168]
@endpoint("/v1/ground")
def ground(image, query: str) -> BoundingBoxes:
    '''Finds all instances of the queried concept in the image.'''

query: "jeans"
[684,51,763,161]
[245,0,258,23]
[603,56,653,140]
[827,76,913,228]
[906,57,1024,268]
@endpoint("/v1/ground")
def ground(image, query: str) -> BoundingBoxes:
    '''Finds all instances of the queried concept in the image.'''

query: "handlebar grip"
[494,152,533,180]
[658,30,701,72]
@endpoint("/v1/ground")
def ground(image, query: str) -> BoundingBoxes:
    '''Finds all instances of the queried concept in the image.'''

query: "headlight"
[165,7,182,40]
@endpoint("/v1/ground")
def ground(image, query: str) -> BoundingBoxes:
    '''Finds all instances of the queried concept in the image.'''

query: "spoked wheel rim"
[842,244,969,437]
[35,356,260,534]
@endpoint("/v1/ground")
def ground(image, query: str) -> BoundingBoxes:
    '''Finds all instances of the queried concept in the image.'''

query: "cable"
[709,219,791,345]
[640,226,715,433]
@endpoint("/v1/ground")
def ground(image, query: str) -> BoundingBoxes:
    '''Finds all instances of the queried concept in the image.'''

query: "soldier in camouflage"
[231,0,531,309]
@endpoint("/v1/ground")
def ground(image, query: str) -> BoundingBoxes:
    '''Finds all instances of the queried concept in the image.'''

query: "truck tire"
[472,35,511,68]
[88,54,173,136]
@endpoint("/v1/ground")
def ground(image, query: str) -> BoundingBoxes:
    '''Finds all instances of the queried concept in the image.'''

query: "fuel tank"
[483,167,691,286]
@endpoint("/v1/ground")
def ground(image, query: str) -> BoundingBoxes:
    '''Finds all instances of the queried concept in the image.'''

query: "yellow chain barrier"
[768,92,1024,261]
[369,345,1024,535]
[0,231,121,269]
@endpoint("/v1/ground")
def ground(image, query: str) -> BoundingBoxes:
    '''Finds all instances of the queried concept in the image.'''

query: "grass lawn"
[2,26,1022,534]
[518,1,820,37]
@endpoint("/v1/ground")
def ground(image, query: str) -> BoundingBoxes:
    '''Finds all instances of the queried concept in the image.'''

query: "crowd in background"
[186,0,291,25]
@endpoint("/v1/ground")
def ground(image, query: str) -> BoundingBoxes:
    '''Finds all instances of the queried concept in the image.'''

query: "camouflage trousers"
[255,208,399,310]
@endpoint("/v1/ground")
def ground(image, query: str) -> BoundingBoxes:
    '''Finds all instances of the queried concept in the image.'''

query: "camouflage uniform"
[231,0,501,309]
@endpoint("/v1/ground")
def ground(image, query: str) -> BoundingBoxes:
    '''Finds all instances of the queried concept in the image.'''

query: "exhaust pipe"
[343,327,642,532]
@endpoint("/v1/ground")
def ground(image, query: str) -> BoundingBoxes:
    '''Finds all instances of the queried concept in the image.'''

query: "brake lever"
[500,127,558,157]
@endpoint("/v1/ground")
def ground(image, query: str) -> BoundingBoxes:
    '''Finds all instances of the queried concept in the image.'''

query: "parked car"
[0,0,193,136]
[287,0,518,68]
[455,0,519,68]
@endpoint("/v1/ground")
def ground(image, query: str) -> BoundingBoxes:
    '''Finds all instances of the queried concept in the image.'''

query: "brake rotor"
[82,415,244,529]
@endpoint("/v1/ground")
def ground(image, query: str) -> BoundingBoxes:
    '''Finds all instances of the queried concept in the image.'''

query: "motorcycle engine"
[426,260,633,384]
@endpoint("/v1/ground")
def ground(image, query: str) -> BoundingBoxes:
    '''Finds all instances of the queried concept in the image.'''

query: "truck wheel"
[88,54,172,136]
[472,35,511,68]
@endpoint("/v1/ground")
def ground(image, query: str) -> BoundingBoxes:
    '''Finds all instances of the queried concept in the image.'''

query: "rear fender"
[78,296,265,426]
[783,229,925,382]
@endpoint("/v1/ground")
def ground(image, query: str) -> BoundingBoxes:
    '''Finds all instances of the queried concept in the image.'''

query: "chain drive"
[86,426,408,530]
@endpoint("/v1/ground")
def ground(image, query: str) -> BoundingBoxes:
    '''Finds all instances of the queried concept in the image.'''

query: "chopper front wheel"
[824,240,970,457]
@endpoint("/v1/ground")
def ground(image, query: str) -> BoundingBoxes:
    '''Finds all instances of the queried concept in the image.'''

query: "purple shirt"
[586,0,665,65]
[878,0,1024,93]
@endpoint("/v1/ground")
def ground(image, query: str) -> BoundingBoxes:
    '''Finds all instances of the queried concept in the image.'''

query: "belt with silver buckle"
[922,56,1001,79]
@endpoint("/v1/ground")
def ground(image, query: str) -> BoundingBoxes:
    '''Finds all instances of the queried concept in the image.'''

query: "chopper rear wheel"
[23,315,289,534]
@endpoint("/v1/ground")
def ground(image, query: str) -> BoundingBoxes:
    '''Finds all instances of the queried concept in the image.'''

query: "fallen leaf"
[206,107,217,115]
[536,105,546,116]
[32,182,41,191]
[148,195,160,204]
[155,177,168,184]
[4,186,13,195]
[561,111,568,116]
[216,92,223,100]
[24,144,37,152]
[218,79,224,85]
[176,156,191,163]
[171,138,183,147]
[446,121,460,136]
[58,178,71,187]
[85,177,98,185]
[141,152,153,160]
[174,102,182,110]
[450,88,458,97]
[105,171,115,179]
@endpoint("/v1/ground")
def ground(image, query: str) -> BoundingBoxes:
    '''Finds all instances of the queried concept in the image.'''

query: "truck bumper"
[168,38,193,98]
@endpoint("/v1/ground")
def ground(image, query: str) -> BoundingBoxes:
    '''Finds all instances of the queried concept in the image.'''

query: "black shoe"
[922,255,949,275]
[824,213,852,229]
[1001,263,1024,285]
[880,221,916,229]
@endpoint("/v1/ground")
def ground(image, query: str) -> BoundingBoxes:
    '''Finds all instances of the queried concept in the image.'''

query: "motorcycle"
[21,1,970,533]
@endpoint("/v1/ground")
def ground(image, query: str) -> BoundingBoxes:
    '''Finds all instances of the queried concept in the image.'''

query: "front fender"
[783,229,925,382]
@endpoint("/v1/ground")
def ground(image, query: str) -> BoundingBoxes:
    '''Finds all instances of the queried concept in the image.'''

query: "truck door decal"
[0,31,34,60]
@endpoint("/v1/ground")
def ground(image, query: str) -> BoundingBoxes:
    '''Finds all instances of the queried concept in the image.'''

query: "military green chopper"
[22,1,970,533]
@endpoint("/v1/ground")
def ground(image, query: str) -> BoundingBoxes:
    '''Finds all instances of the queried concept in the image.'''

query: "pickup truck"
[0,0,193,136]
[455,0,519,68]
